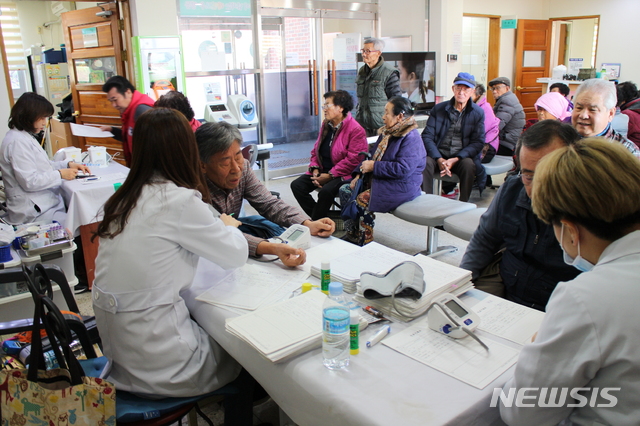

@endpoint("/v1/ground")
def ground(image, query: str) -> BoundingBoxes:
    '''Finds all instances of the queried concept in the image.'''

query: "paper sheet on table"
[383,317,519,389]
[465,291,545,345]
[196,262,309,311]
[70,123,114,138]
[225,290,326,360]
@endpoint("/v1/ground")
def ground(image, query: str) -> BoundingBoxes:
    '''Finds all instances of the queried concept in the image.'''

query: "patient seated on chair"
[459,121,581,311]
[195,121,335,267]
[421,72,486,201]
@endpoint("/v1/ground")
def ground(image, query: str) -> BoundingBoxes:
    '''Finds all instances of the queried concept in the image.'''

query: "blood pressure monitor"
[278,224,311,249]
[427,293,481,339]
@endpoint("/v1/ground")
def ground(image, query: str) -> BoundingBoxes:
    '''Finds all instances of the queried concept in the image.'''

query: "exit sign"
[501,19,517,29]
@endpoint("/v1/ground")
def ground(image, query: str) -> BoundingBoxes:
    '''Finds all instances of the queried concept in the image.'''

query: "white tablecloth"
[61,162,129,236]
[183,239,514,426]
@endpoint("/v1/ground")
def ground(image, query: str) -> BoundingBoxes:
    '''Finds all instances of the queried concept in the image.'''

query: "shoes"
[74,282,89,294]
[441,188,459,200]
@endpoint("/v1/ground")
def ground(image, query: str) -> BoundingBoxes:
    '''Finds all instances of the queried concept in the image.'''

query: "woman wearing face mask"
[500,138,640,426]
[0,92,91,224]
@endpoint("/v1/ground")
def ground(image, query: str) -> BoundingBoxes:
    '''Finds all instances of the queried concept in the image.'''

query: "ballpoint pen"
[366,325,391,348]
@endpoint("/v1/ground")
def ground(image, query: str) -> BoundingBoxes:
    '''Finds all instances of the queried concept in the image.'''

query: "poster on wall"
[568,58,583,76]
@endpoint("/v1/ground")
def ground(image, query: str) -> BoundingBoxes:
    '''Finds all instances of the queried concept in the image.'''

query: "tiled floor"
[74,171,505,425]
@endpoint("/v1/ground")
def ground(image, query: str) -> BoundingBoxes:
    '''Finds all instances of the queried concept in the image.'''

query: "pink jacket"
[477,96,500,152]
[307,112,368,178]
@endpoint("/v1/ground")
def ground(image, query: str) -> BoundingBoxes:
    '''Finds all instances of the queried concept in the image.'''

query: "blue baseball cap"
[453,72,476,88]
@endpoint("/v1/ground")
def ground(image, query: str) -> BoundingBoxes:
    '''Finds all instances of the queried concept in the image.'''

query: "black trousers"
[422,156,476,202]
[290,174,343,220]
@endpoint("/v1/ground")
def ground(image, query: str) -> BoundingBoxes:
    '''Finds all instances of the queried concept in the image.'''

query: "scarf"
[373,116,418,161]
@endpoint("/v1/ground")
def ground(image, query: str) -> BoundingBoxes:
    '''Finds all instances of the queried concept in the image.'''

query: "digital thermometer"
[278,224,311,249]
[427,293,481,339]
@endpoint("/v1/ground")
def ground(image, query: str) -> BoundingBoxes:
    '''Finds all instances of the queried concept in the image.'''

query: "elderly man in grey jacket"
[489,77,525,156]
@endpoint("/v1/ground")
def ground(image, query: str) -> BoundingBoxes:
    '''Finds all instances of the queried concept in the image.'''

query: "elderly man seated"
[195,122,335,267]
[460,120,582,311]
[571,78,640,158]
[421,72,486,202]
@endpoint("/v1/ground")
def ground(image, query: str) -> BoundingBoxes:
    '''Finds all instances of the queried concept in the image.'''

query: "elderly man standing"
[99,76,155,166]
[195,122,335,267]
[355,37,402,136]
[572,78,640,158]
[460,120,581,311]
[421,72,485,202]
[488,77,525,156]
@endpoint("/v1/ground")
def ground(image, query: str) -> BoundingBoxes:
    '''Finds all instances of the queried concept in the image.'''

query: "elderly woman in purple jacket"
[340,96,426,245]
[291,90,368,220]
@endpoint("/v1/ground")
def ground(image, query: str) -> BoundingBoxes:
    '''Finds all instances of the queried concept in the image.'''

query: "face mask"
[560,223,594,272]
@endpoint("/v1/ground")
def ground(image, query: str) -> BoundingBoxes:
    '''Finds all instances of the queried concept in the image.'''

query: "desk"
[61,162,129,287]
[184,239,522,426]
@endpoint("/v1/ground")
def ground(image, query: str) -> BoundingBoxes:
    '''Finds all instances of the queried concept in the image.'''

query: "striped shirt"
[206,159,309,257]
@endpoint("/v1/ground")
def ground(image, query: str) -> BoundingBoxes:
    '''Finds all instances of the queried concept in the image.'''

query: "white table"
[61,161,129,236]
[184,239,521,426]
[60,161,129,288]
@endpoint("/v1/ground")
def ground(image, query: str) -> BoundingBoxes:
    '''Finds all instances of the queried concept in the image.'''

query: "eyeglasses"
[360,49,380,55]
[322,103,334,110]
[518,171,534,184]
[453,86,473,93]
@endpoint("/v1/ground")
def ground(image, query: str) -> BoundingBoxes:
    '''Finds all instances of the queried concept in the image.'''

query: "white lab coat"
[501,230,640,426]
[92,181,248,398]
[0,129,68,224]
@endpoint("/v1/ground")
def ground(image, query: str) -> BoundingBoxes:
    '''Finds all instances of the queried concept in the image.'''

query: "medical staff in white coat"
[92,108,253,422]
[0,92,90,225]
[500,138,640,426]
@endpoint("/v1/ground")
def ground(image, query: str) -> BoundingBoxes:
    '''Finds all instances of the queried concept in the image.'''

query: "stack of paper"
[196,261,309,312]
[308,241,416,293]
[353,254,473,322]
[225,290,327,362]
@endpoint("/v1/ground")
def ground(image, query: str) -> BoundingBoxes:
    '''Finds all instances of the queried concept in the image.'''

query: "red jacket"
[621,98,640,148]
[120,91,155,165]
[307,112,367,178]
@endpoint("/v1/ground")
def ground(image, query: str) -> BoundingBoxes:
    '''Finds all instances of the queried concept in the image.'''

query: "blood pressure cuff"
[360,261,425,300]
[238,215,286,239]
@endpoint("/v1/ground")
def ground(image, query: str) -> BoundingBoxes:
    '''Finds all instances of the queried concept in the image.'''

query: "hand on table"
[256,241,306,267]
[59,168,78,180]
[68,162,91,175]
[303,218,335,238]
[99,125,113,133]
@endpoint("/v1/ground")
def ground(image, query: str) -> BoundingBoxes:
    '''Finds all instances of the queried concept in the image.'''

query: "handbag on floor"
[0,284,116,425]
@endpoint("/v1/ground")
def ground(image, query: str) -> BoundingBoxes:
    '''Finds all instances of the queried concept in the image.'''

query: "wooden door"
[61,3,128,164]
[514,20,552,120]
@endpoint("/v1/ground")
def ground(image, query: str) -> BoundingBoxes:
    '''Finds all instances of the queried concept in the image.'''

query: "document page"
[197,262,308,311]
[226,290,326,357]
[330,242,415,281]
[383,317,519,389]
[462,291,545,345]
[70,123,114,138]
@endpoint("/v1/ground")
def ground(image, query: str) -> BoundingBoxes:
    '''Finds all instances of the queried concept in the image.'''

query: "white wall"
[129,0,179,37]
[16,1,73,51]
[549,0,640,83]
[567,19,597,69]
[463,0,550,84]
[379,0,426,51]
[0,54,11,130]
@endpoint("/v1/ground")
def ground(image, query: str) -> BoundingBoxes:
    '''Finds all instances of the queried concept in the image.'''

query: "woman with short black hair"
[0,92,90,224]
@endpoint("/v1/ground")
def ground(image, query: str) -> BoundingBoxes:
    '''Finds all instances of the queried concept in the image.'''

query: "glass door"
[257,0,377,176]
